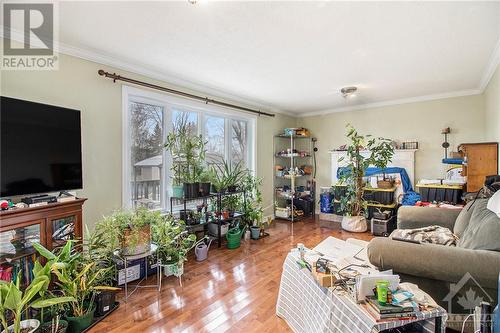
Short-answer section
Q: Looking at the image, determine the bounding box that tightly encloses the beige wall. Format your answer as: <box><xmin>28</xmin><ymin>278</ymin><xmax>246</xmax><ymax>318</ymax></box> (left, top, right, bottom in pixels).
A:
<box><xmin>1</xmin><ymin>50</ymin><xmax>294</xmax><ymax>228</ymax></box>
<box><xmin>484</xmin><ymin>64</ymin><xmax>500</xmax><ymax>169</ymax></box>
<box><xmin>298</xmin><ymin>95</ymin><xmax>486</xmax><ymax>195</ymax></box>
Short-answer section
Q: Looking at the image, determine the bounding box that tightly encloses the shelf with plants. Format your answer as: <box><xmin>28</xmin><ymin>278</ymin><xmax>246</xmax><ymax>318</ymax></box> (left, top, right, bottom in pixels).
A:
<box><xmin>273</xmin><ymin>129</ymin><xmax>316</xmax><ymax>222</ymax></box>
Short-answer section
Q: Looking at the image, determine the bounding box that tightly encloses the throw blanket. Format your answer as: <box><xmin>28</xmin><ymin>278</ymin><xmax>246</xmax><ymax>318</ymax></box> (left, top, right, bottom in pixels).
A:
<box><xmin>390</xmin><ymin>226</ymin><xmax>458</xmax><ymax>246</ymax></box>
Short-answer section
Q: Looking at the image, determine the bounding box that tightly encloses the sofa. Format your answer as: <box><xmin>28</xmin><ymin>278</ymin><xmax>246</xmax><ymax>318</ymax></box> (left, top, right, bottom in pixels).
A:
<box><xmin>367</xmin><ymin>199</ymin><xmax>500</xmax><ymax>313</ymax></box>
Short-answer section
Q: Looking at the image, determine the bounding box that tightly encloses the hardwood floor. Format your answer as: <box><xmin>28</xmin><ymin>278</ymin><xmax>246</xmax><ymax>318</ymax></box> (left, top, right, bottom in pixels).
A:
<box><xmin>90</xmin><ymin>218</ymin><xmax>373</xmax><ymax>333</ymax></box>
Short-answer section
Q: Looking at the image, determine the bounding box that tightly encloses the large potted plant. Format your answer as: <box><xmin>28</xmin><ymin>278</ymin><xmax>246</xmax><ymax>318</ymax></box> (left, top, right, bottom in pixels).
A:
<box><xmin>337</xmin><ymin>125</ymin><xmax>394</xmax><ymax>232</ymax></box>
<box><xmin>33</xmin><ymin>242</ymin><xmax>119</xmax><ymax>333</ymax></box>
<box><xmin>95</xmin><ymin>207</ymin><xmax>162</xmax><ymax>256</ymax></box>
<box><xmin>0</xmin><ymin>263</ymin><xmax>74</xmax><ymax>333</ymax></box>
<box><xmin>211</xmin><ymin>160</ymin><xmax>246</xmax><ymax>193</ymax></box>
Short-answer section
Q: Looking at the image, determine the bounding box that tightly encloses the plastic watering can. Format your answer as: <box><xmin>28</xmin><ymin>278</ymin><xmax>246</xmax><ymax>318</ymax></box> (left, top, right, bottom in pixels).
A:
<box><xmin>195</xmin><ymin>238</ymin><xmax>213</xmax><ymax>262</ymax></box>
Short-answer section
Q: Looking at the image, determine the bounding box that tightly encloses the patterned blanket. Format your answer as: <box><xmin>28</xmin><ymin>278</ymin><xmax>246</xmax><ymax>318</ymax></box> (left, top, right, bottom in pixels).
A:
<box><xmin>390</xmin><ymin>226</ymin><xmax>458</xmax><ymax>246</ymax></box>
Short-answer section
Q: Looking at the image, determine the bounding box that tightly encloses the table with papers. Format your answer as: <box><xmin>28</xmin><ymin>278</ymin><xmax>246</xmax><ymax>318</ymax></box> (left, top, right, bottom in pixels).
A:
<box><xmin>275</xmin><ymin>237</ymin><xmax>447</xmax><ymax>333</ymax></box>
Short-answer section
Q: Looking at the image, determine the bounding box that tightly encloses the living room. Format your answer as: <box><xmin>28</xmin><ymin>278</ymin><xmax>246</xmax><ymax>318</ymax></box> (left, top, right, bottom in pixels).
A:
<box><xmin>0</xmin><ymin>1</ymin><xmax>499</xmax><ymax>333</ymax></box>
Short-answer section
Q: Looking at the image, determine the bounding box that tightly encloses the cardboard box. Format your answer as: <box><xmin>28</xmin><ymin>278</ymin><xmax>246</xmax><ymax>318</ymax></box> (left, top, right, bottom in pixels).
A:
<box><xmin>312</xmin><ymin>268</ymin><xmax>337</xmax><ymax>288</ymax></box>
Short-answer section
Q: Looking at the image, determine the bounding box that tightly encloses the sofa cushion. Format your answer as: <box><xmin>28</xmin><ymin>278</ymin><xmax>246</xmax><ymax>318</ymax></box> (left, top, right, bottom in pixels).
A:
<box><xmin>453</xmin><ymin>200</ymin><xmax>475</xmax><ymax>237</ymax></box>
<box><xmin>457</xmin><ymin>199</ymin><xmax>500</xmax><ymax>251</ymax></box>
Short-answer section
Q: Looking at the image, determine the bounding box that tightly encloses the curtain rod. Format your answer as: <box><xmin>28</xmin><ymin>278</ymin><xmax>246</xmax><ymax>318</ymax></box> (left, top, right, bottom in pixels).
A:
<box><xmin>97</xmin><ymin>70</ymin><xmax>275</xmax><ymax>117</ymax></box>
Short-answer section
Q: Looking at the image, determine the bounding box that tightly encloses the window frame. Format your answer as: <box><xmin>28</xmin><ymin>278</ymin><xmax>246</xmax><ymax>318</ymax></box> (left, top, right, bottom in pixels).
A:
<box><xmin>122</xmin><ymin>85</ymin><xmax>256</xmax><ymax>210</ymax></box>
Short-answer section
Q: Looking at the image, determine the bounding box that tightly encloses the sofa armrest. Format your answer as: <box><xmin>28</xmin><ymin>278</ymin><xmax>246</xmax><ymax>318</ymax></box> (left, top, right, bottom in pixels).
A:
<box><xmin>397</xmin><ymin>206</ymin><xmax>461</xmax><ymax>230</ymax></box>
<box><xmin>367</xmin><ymin>237</ymin><xmax>500</xmax><ymax>290</ymax></box>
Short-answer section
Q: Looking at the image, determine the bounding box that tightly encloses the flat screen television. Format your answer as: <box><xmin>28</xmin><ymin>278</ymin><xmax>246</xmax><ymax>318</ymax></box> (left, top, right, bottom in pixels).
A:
<box><xmin>1</xmin><ymin>97</ymin><xmax>83</xmax><ymax>197</ymax></box>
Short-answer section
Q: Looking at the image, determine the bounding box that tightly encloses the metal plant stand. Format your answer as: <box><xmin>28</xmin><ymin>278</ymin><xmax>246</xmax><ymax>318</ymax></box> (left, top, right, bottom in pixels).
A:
<box><xmin>114</xmin><ymin>243</ymin><xmax>161</xmax><ymax>302</ymax></box>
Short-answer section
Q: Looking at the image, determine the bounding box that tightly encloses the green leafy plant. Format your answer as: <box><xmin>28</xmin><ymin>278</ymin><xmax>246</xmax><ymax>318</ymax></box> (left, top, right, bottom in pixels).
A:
<box><xmin>0</xmin><ymin>270</ymin><xmax>74</xmax><ymax>333</ymax></box>
<box><xmin>211</xmin><ymin>159</ymin><xmax>247</xmax><ymax>192</ymax></box>
<box><xmin>164</xmin><ymin>113</ymin><xmax>207</xmax><ymax>185</ymax></box>
<box><xmin>93</xmin><ymin>207</ymin><xmax>162</xmax><ymax>252</ymax></box>
<box><xmin>240</xmin><ymin>173</ymin><xmax>264</xmax><ymax>228</ymax></box>
<box><xmin>33</xmin><ymin>242</ymin><xmax>119</xmax><ymax>318</ymax></box>
<box><xmin>337</xmin><ymin>124</ymin><xmax>394</xmax><ymax>217</ymax></box>
<box><xmin>151</xmin><ymin>215</ymin><xmax>200</xmax><ymax>264</ymax></box>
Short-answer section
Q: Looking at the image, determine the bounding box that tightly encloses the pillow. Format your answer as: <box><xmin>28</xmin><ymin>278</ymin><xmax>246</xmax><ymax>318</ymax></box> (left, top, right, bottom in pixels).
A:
<box><xmin>453</xmin><ymin>200</ymin><xmax>476</xmax><ymax>238</ymax></box>
<box><xmin>457</xmin><ymin>199</ymin><xmax>500</xmax><ymax>251</ymax></box>
<box><xmin>487</xmin><ymin>191</ymin><xmax>500</xmax><ymax>218</ymax></box>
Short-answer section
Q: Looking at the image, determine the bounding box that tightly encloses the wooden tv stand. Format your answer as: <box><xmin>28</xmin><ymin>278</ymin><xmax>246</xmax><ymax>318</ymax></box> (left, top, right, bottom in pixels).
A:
<box><xmin>0</xmin><ymin>198</ymin><xmax>87</xmax><ymax>257</ymax></box>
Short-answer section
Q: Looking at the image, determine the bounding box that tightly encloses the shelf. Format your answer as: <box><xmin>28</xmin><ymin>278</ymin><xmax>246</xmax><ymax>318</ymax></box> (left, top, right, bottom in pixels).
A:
<box><xmin>332</xmin><ymin>199</ymin><xmax>396</xmax><ymax>209</ymax></box>
<box><xmin>275</xmin><ymin>174</ymin><xmax>308</xmax><ymax>179</ymax></box>
<box><xmin>170</xmin><ymin>194</ymin><xmax>214</xmax><ymax>201</ymax></box>
<box><xmin>0</xmin><ymin>247</ymin><xmax>37</xmax><ymax>265</ymax></box>
<box><xmin>274</xmin><ymin>215</ymin><xmax>307</xmax><ymax>222</ymax></box>
<box><xmin>275</xmin><ymin>154</ymin><xmax>311</xmax><ymax>158</ymax></box>
<box><xmin>274</xmin><ymin>135</ymin><xmax>311</xmax><ymax>139</ymax></box>
<box><xmin>209</xmin><ymin>212</ymin><xmax>244</xmax><ymax>223</ymax></box>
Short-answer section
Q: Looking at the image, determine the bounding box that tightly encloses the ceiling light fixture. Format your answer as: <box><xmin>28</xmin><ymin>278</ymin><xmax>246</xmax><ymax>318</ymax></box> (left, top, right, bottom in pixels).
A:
<box><xmin>340</xmin><ymin>86</ymin><xmax>358</xmax><ymax>98</ymax></box>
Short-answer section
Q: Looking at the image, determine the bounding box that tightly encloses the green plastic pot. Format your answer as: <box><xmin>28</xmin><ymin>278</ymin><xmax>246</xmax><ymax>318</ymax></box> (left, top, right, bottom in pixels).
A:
<box><xmin>226</xmin><ymin>227</ymin><xmax>244</xmax><ymax>249</ymax></box>
<box><xmin>66</xmin><ymin>308</ymin><xmax>95</xmax><ymax>333</ymax></box>
<box><xmin>172</xmin><ymin>185</ymin><xmax>184</xmax><ymax>198</ymax></box>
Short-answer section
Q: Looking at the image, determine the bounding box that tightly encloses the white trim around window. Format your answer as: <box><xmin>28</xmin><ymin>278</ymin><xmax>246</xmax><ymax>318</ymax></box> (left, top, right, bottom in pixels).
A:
<box><xmin>122</xmin><ymin>85</ymin><xmax>257</xmax><ymax>210</ymax></box>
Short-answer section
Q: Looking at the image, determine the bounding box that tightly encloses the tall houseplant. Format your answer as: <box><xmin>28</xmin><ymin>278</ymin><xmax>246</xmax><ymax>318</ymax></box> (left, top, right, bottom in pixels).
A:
<box><xmin>337</xmin><ymin>125</ymin><xmax>394</xmax><ymax>231</ymax></box>
<box><xmin>164</xmin><ymin>113</ymin><xmax>207</xmax><ymax>198</ymax></box>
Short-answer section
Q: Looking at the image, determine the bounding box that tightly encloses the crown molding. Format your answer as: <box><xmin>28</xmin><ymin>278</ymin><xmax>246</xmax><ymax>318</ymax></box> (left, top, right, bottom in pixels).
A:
<box><xmin>1</xmin><ymin>26</ymin><xmax>294</xmax><ymax>117</ymax></box>
<box><xmin>478</xmin><ymin>36</ymin><xmax>500</xmax><ymax>92</ymax></box>
<box><xmin>3</xmin><ymin>25</ymin><xmax>498</xmax><ymax>119</ymax></box>
<box><xmin>299</xmin><ymin>89</ymin><xmax>481</xmax><ymax>118</ymax></box>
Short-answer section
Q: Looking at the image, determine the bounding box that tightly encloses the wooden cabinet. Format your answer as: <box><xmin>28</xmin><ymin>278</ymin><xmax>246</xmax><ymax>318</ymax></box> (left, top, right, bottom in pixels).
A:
<box><xmin>459</xmin><ymin>143</ymin><xmax>498</xmax><ymax>192</ymax></box>
<box><xmin>0</xmin><ymin>198</ymin><xmax>86</xmax><ymax>286</ymax></box>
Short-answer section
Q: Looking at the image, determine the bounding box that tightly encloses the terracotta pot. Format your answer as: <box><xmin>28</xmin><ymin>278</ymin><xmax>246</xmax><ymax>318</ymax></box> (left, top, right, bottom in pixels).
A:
<box><xmin>120</xmin><ymin>224</ymin><xmax>151</xmax><ymax>255</ymax></box>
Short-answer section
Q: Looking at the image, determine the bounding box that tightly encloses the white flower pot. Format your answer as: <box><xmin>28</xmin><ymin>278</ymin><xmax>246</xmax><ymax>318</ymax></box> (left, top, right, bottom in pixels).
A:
<box><xmin>341</xmin><ymin>216</ymin><xmax>368</xmax><ymax>233</ymax></box>
<box><xmin>3</xmin><ymin>319</ymin><xmax>40</xmax><ymax>333</ymax></box>
<box><xmin>164</xmin><ymin>261</ymin><xmax>184</xmax><ymax>277</ymax></box>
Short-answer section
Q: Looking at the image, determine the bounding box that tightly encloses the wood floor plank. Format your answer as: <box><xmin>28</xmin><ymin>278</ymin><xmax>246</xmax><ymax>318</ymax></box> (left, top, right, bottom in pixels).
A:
<box><xmin>89</xmin><ymin>218</ymin><xmax>372</xmax><ymax>332</ymax></box>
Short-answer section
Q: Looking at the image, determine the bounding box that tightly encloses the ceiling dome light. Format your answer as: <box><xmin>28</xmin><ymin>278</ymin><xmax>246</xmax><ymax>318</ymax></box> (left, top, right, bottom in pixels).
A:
<box><xmin>341</xmin><ymin>86</ymin><xmax>358</xmax><ymax>98</ymax></box>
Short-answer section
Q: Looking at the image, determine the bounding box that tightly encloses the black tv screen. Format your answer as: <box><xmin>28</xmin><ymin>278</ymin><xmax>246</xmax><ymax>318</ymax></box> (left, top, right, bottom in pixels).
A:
<box><xmin>1</xmin><ymin>97</ymin><xmax>83</xmax><ymax>197</ymax></box>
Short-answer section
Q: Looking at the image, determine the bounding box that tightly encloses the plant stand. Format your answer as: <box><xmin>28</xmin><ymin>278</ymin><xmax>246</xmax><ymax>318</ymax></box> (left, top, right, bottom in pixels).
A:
<box><xmin>209</xmin><ymin>190</ymin><xmax>247</xmax><ymax>248</ymax></box>
<box><xmin>159</xmin><ymin>261</ymin><xmax>183</xmax><ymax>287</ymax></box>
<box><xmin>113</xmin><ymin>243</ymin><xmax>161</xmax><ymax>302</ymax></box>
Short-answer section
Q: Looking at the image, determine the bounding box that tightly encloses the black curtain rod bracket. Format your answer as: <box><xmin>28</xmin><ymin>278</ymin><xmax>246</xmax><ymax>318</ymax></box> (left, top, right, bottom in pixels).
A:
<box><xmin>97</xmin><ymin>69</ymin><xmax>275</xmax><ymax>117</ymax></box>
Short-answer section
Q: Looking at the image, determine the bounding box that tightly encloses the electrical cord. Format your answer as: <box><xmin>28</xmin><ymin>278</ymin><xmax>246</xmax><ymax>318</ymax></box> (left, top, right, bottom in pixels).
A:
<box><xmin>460</xmin><ymin>313</ymin><xmax>479</xmax><ymax>333</ymax></box>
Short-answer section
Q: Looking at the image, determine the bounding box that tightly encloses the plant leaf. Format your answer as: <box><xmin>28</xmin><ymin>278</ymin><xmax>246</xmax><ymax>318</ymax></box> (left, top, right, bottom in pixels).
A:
<box><xmin>30</xmin><ymin>296</ymin><xmax>76</xmax><ymax>309</ymax></box>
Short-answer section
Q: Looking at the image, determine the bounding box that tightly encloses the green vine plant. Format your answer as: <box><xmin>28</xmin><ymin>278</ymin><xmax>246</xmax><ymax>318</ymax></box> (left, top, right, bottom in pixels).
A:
<box><xmin>337</xmin><ymin>124</ymin><xmax>394</xmax><ymax>217</ymax></box>
<box><xmin>164</xmin><ymin>112</ymin><xmax>207</xmax><ymax>185</ymax></box>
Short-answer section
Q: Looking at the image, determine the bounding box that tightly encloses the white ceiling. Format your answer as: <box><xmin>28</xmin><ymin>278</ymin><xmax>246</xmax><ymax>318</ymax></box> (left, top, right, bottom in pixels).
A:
<box><xmin>33</xmin><ymin>2</ymin><xmax>500</xmax><ymax>115</ymax></box>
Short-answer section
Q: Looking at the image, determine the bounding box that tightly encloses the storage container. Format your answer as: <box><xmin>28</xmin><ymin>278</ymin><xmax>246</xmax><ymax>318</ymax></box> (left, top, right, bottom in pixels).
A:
<box><xmin>416</xmin><ymin>184</ymin><xmax>463</xmax><ymax>204</ymax></box>
<box><xmin>363</xmin><ymin>187</ymin><xmax>395</xmax><ymax>205</ymax></box>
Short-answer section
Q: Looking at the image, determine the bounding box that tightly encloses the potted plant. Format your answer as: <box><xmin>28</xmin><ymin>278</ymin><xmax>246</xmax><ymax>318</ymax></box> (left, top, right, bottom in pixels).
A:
<box><xmin>221</xmin><ymin>195</ymin><xmax>240</xmax><ymax>217</ymax></box>
<box><xmin>0</xmin><ymin>271</ymin><xmax>74</xmax><ymax>333</ymax></box>
<box><xmin>337</xmin><ymin>125</ymin><xmax>394</xmax><ymax>232</ymax></box>
<box><xmin>212</xmin><ymin>160</ymin><xmax>246</xmax><ymax>193</ymax></box>
<box><xmin>39</xmin><ymin>316</ymin><xmax>68</xmax><ymax>333</ymax></box>
<box><xmin>82</xmin><ymin>226</ymin><xmax>119</xmax><ymax>317</ymax></box>
<box><xmin>95</xmin><ymin>207</ymin><xmax>162</xmax><ymax>256</ymax></box>
<box><xmin>151</xmin><ymin>215</ymin><xmax>200</xmax><ymax>277</ymax></box>
<box><xmin>198</xmin><ymin>169</ymin><xmax>212</xmax><ymax>197</ymax></box>
<box><xmin>164</xmin><ymin>114</ymin><xmax>207</xmax><ymax>199</ymax></box>
<box><xmin>33</xmin><ymin>242</ymin><xmax>119</xmax><ymax>333</ymax></box>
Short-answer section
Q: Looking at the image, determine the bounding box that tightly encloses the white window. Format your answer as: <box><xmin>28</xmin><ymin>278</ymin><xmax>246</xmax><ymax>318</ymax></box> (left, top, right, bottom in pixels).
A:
<box><xmin>122</xmin><ymin>86</ymin><xmax>256</xmax><ymax>210</ymax></box>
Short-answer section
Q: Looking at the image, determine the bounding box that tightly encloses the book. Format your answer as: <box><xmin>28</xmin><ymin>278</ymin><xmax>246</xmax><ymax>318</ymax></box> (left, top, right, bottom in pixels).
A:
<box><xmin>364</xmin><ymin>303</ymin><xmax>418</xmax><ymax>321</ymax></box>
<box><xmin>366</xmin><ymin>296</ymin><xmax>416</xmax><ymax>314</ymax></box>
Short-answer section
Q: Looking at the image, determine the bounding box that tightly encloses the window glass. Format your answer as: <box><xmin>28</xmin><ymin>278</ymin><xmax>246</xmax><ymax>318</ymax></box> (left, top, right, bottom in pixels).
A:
<box><xmin>205</xmin><ymin>116</ymin><xmax>225</xmax><ymax>164</ymax></box>
<box><xmin>231</xmin><ymin>119</ymin><xmax>248</xmax><ymax>166</ymax></box>
<box><xmin>129</xmin><ymin>101</ymin><xmax>164</xmax><ymax>209</ymax></box>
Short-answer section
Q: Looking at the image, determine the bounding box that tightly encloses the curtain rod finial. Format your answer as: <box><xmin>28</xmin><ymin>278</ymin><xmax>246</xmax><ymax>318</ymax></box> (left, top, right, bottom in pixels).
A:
<box><xmin>98</xmin><ymin>69</ymin><xmax>106</xmax><ymax>76</ymax></box>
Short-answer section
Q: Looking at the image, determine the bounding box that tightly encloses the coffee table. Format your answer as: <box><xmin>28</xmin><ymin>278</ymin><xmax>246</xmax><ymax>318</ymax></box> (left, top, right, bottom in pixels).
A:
<box><xmin>276</xmin><ymin>238</ymin><xmax>447</xmax><ymax>333</ymax></box>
